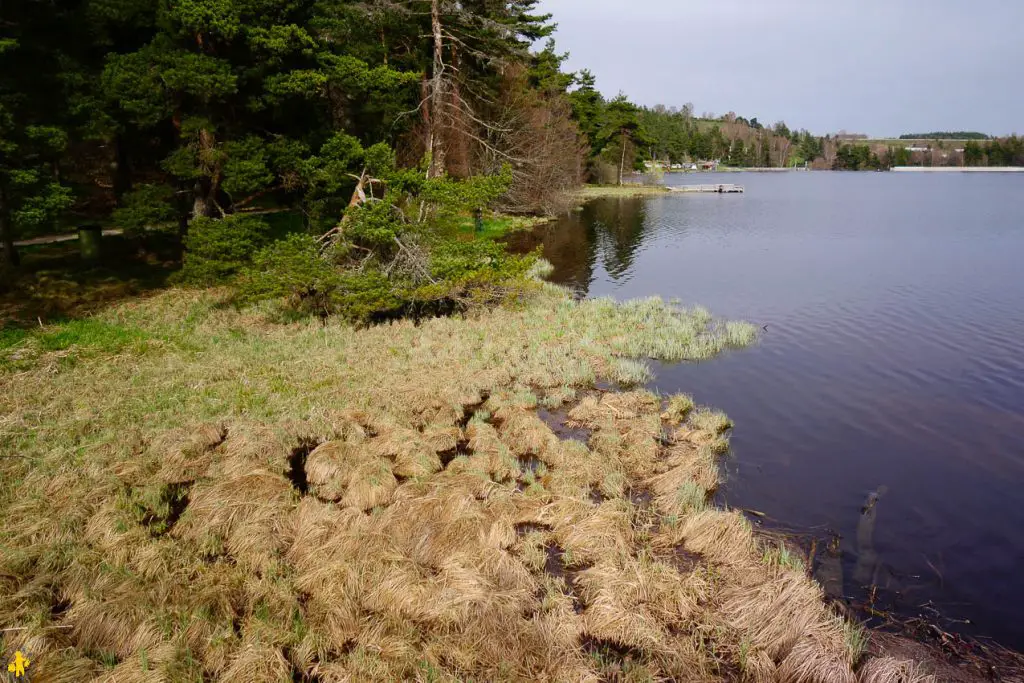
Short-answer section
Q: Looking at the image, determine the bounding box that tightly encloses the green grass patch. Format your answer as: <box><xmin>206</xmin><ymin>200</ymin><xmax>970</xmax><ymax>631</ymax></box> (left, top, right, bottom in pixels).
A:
<box><xmin>0</xmin><ymin>318</ymin><xmax>154</xmax><ymax>372</ymax></box>
<box><xmin>37</xmin><ymin>319</ymin><xmax>151</xmax><ymax>353</ymax></box>
<box><xmin>0</xmin><ymin>328</ymin><xmax>31</xmax><ymax>350</ymax></box>
<box><xmin>456</xmin><ymin>213</ymin><xmax>550</xmax><ymax>240</ymax></box>
<box><xmin>762</xmin><ymin>542</ymin><xmax>805</xmax><ymax>572</ymax></box>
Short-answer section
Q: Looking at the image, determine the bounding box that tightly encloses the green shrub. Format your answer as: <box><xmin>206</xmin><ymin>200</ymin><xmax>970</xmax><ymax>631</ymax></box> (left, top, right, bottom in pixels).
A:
<box><xmin>111</xmin><ymin>184</ymin><xmax>177</xmax><ymax>234</ymax></box>
<box><xmin>237</xmin><ymin>234</ymin><xmax>407</xmax><ymax>321</ymax></box>
<box><xmin>234</xmin><ymin>218</ymin><xmax>539</xmax><ymax>323</ymax></box>
<box><xmin>236</xmin><ymin>234</ymin><xmax>342</xmax><ymax>315</ymax></box>
<box><xmin>331</xmin><ymin>270</ymin><xmax>405</xmax><ymax>321</ymax></box>
<box><xmin>428</xmin><ymin>239</ymin><xmax>507</xmax><ymax>281</ymax></box>
<box><xmin>345</xmin><ymin>200</ymin><xmax>404</xmax><ymax>252</ymax></box>
<box><xmin>179</xmin><ymin>214</ymin><xmax>270</xmax><ymax>284</ymax></box>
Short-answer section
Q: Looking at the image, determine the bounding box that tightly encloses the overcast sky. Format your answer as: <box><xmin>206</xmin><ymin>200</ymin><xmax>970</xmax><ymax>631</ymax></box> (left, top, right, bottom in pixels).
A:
<box><xmin>536</xmin><ymin>0</ymin><xmax>1023</xmax><ymax>137</ymax></box>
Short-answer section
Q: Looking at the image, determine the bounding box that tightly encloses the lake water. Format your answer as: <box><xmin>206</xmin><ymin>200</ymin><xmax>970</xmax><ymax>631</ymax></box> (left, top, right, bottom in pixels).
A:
<box><xmin>510</xmin><ymin>171</ymin><xmax>1024</xmax><ymax>650</ymax></box>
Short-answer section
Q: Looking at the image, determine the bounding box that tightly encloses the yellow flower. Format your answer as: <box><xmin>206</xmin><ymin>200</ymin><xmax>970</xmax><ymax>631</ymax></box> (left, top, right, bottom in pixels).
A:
<box><xmin>7</xmin><ymin>650</ymin><xmax>30</xmax><ymax>678</ymax></box>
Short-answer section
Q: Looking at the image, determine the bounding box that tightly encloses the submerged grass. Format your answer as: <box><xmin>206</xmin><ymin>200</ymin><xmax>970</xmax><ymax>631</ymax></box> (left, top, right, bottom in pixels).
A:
<box><xmin>0</xmin><ymin>282</ymin><xmax>888</xmax><ymax>681</ymax></box>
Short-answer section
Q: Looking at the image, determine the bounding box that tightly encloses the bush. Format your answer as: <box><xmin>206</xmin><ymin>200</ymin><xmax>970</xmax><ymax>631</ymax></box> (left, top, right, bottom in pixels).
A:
<box><xmin>111</xmin><ymin>184</ymin><xmax>177</xmax><ymax>235</ymax></box>
<box><xmin>236</xmin><ymin>234</ymin><xmax>341</xmax><ymax>316</ymax></box>
<box><xmin>237</xmin><ymin>234</ymin><xmax>406</xmax><ymax>321</ymax></box>
<box><xmin>236</xmin><ymin>233</ymin><xmax>540</xmax><ymax>323</ymax></box>
<box><xmin>331</xmin><ymin>270</ymin><xmax>404</xmax><ymax>321</ymax></box>
<box><xmin>179</xmin><ymin>214</ymin><xmax>270</xmax><ymax>284</ymax></box>
<box><xmin>428</xmin><ymin>239</ymin><xmax>536</xmax><ymax>291</ymax></box>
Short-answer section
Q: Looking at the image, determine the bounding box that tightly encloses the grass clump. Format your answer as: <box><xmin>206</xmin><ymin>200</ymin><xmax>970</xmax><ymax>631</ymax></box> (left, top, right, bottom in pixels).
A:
<box><xmin>843</xmin><ymin>618</ymin><xmax>869</xmax><ymax>666</ymax></box>
<box><xmin>673</xmin><ymin>481</ymin><xmax>709</xmax><ymax>514</ymax></box>
<box><xmin>0</xmin><ymin>284</ymin><xmax>890</xmax><ymax>681</ymax></box>
<box><xmin>608</xmin><ymin>357</ymin><xmax>654</xmax><ymax>386</ymax></box>
<box><xmin>662</xmin><ymin>392</ymin><xmax>695</xmax><ymax>424</ymax></box>
<box><xmin>858</xmin><ymin>656</ymin><xmax>935</xmax><ymax>683</ymax></box>
<box><xmin>575</xmin><ymin>297</ymin><xmax>757</xmax><ymax>363</ymax></box>
<box><xmin>689</xmin><ymin>407</ymin><xmax>733</xmax><ymax>434</ymax></box>
<box><xmin>763</xmin><ymin>542</ymin><xmax>806</xmax><ymax>572</ymax></box>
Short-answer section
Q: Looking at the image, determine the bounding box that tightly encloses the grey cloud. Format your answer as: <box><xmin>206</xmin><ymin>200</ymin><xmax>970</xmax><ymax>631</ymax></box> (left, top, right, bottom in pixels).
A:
<box><xmin>539</xmin><ymin>0</ymin><xmax>1023</xmax><ymax>136</ymax></box>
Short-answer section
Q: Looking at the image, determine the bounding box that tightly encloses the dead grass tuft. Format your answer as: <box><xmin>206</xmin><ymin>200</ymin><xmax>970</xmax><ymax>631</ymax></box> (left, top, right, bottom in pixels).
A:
<box><xmin>220</xmin><ymin>643</ymin><xmax>292</xmax><ymax>683</ymax></box>
<box><xmin>778</xmin><ymin>636</ymin><xmax>858</xmax><ymax>683</ymax></box>
<box><xmin>0</xmin><ymin>287</ymin><xmax>891</xmax><ymax>681</ymax></box>
<box><xmin>720</xmin><ymin>571</ymin><xmax>848</xmax><ymax>668</ymax></box>
<box><xmin>305</xmin><ymin>440</ymin><xmax>398</xmax><ymax>510</ymax></box>
<box><xmin>857</xmin><ymin>656</ymin><xmax>937</xmax><ymax>683</ymax></box>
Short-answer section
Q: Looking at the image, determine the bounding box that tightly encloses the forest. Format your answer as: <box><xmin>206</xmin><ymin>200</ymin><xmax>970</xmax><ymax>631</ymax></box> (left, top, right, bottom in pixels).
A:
<box><xmin>2</xmin><ymin>0</ymin><xmax>1021</xmax><ymax>322</ymax></box>
<box><xmin>0</xmin><ymin>0</ymin><xmax>843</xmax><ymax>322</ymax></box>
<box><xmin>899</xmin><ymin>131</ymin><xmax>989</xmax><ymax>140</ymax></box>
<box><xmin>0</xmin><ymin>0</ymin><xmax>659</xmax><ymax>320</ymax></box>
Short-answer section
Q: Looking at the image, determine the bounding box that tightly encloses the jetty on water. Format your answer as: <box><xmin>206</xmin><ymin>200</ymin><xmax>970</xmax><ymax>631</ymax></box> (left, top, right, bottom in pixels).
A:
<box><xmin>668</xmin><ymin>183</ymin><xmax>745</xmax><ymax>194</ymax></box>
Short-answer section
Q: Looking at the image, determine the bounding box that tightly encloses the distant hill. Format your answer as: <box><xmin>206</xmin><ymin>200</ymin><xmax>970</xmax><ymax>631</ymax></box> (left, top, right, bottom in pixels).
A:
<box><xmin>899</xmin><ymin>132</ymin><xmax>989</xmax><ymax>140</ymax></box>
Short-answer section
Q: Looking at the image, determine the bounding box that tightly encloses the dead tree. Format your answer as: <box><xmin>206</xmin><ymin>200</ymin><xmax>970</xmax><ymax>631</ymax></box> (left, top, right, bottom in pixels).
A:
<box><xmin>427</xmin><ymin>0</ymin><xmax>447</xmax><ymax>178</ymax></box>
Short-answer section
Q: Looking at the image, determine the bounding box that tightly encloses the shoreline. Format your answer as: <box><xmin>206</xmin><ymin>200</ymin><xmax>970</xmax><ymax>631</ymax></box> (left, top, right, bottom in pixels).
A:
<box><xmin>538</xmin><ymin>189</ymin><xmax>1024</xmax><ymax>680</ymax></box>
<box><xmin>2</xmin><ymin>215</ymin><xmax>1020</xmax><ymax>679</ymax></box>
<box><xmin>890</xmin><ymin>166</ymin><xmax>1024</xmax><ymax>172</ymax></box>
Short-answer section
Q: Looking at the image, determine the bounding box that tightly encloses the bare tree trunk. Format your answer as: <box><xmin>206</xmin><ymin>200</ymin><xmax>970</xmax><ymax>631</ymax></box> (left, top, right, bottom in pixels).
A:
<box><xmin>427</xmin><ymin>0</ymin><xmax>447</xmax><ymax>179</ymax></box>
<box><xmin>191</xmin><ymin>129</ymin><xmax>223</xmax><ymax>220</ymax></box>
<box><xmin>779</xmin><ymin>139</ymin><xmax>791</xmax><ymax>168</ymax></box>
<box><xmin>0</xmin><ymin>185</ymin><xmax>18</xmax><ymax>267</ymax></box>
<box><xmin>618</xmin><ymin>131</ymin><xmax>627</xmax><ymax>186</ymax></box>
<box><xmin>192</xmin><ymin>178</ymin><xmax>216</xmax><ymax>220</ymax></box>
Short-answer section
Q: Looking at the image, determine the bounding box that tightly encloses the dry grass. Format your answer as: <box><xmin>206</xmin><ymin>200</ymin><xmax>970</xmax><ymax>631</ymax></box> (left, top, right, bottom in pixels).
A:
<box><xmin>858</xmin><ymin>656</ymin><xmax>937</xmax><ymax>683</ymax></box>
<box><xmin>0</xmin><ymin>284</ymin><xmax>901</xmax><ymax>680</ymax></box>
<box><xmin>576</xmin><ymin>184</ymin><xmax>673</xmax><ymax>199</ymax></box>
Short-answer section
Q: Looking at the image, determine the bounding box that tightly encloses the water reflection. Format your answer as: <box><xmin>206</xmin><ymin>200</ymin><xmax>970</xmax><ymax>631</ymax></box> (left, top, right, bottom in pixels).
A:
<box><xmin>853</xmin><ymin>486</ymin><xmax>887</xmax><ymax>588</ymax></box>
<box><xmin>506</xmin><ymin>198</ymin><xmax>652</xmax><ymax>294</ymax></box>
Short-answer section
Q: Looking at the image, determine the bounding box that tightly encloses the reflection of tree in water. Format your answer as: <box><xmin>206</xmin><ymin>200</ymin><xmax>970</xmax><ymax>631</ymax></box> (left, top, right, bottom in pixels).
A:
<box><xmin>504</xmin><ymin>197</ymin><xmax>650</xmax><ymax>296</ymax></box>
<box><xmin>590</xmin><ymin>198</ymin><xmax>650</xmax><ymax>280</ymax></box>
<box><xmin>504</xmin><ymin>212</ymin><xmax>595</xmax><ymax>295</ymax></box>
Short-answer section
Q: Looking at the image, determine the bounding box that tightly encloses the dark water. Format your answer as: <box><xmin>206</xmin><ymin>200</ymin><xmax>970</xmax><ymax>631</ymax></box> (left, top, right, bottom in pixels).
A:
<box><xmin>510</xmin><ymin>171</ymin><xmax>1024</xmax><ymax>649</ymax></box>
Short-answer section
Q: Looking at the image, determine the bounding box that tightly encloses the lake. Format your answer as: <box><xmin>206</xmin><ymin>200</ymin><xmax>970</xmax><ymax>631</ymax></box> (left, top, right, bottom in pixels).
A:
<box><xmin>510</xmin><ymin>171</ymin><xmax>1024</xmax><ymax>650</ymax></box>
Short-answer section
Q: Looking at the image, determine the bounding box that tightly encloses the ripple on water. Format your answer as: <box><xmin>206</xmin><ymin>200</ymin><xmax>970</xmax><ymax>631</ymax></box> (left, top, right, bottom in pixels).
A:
<box><xmin>531</xmin><ymin>173</ymin><xmax>1024</xmax><ymax>649</ymax></box>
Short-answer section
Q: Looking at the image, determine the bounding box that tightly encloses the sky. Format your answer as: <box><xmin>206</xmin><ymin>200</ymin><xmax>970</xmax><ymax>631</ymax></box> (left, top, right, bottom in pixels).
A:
<box><xmin>536</xmin><ymin>0</ymin><xmax>1024</xmax><ymax>137</ymax></box>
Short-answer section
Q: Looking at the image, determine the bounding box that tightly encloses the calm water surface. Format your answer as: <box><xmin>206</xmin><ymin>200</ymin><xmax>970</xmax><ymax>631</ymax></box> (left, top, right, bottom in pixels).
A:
<box><xmin>511</xmin><ymin>171</ymin><xmax>1024</xmax><ymax>649</ymax></box>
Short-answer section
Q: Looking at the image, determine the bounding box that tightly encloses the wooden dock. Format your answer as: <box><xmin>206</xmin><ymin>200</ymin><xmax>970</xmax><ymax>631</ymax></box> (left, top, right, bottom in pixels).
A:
<box><xmin>667</xmin><ymin>183</ymin><xmax>744</xmax><ymax>194</ymax></box>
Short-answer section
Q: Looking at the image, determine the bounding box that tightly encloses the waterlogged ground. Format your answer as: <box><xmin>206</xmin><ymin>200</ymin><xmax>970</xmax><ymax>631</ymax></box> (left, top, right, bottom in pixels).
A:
<box><xmin>3</xmin><ymin>284</ymin><xmax>933</xmax><ymax>681</ymax></box>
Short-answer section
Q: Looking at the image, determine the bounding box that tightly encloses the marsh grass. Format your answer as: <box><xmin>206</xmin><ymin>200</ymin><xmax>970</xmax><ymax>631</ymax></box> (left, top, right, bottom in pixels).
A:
<box><xmin>576</xmin><ymin>185</ymin><xmax>672</xmax><ymax>199</ymax></box>
<box><xmin>0</xmin><ymin>284</ymin><xmax>885</xmax><ymax>680</ymax></box>
<box><xmin>607</xmin><ymin>357</ymin><xmax>654</xmax><ymax>386</ymax></box>
<box><xmin>763</xmin><ymin>542</ymin><xmax>806</xmax><ymax>572</ymax></box>
<box><xmin>858</xmin><ymin>656</ymin><xmax>936</xmax><ymax>683</ymax></box>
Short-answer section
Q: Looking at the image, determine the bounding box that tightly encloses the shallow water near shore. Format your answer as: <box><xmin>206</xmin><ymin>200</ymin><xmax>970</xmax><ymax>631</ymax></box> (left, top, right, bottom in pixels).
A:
<box><xmin>509</xmin><ymin>171</ymin><xmax>1024</xmax><ymax>650</ymax></box>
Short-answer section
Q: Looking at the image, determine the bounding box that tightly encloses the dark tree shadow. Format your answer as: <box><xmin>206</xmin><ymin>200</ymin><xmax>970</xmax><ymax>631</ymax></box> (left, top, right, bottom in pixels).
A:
<box><xmin>0</xmin><ymin>232</ymin><xmax>181</xmax><ymax>325</ymax></box>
